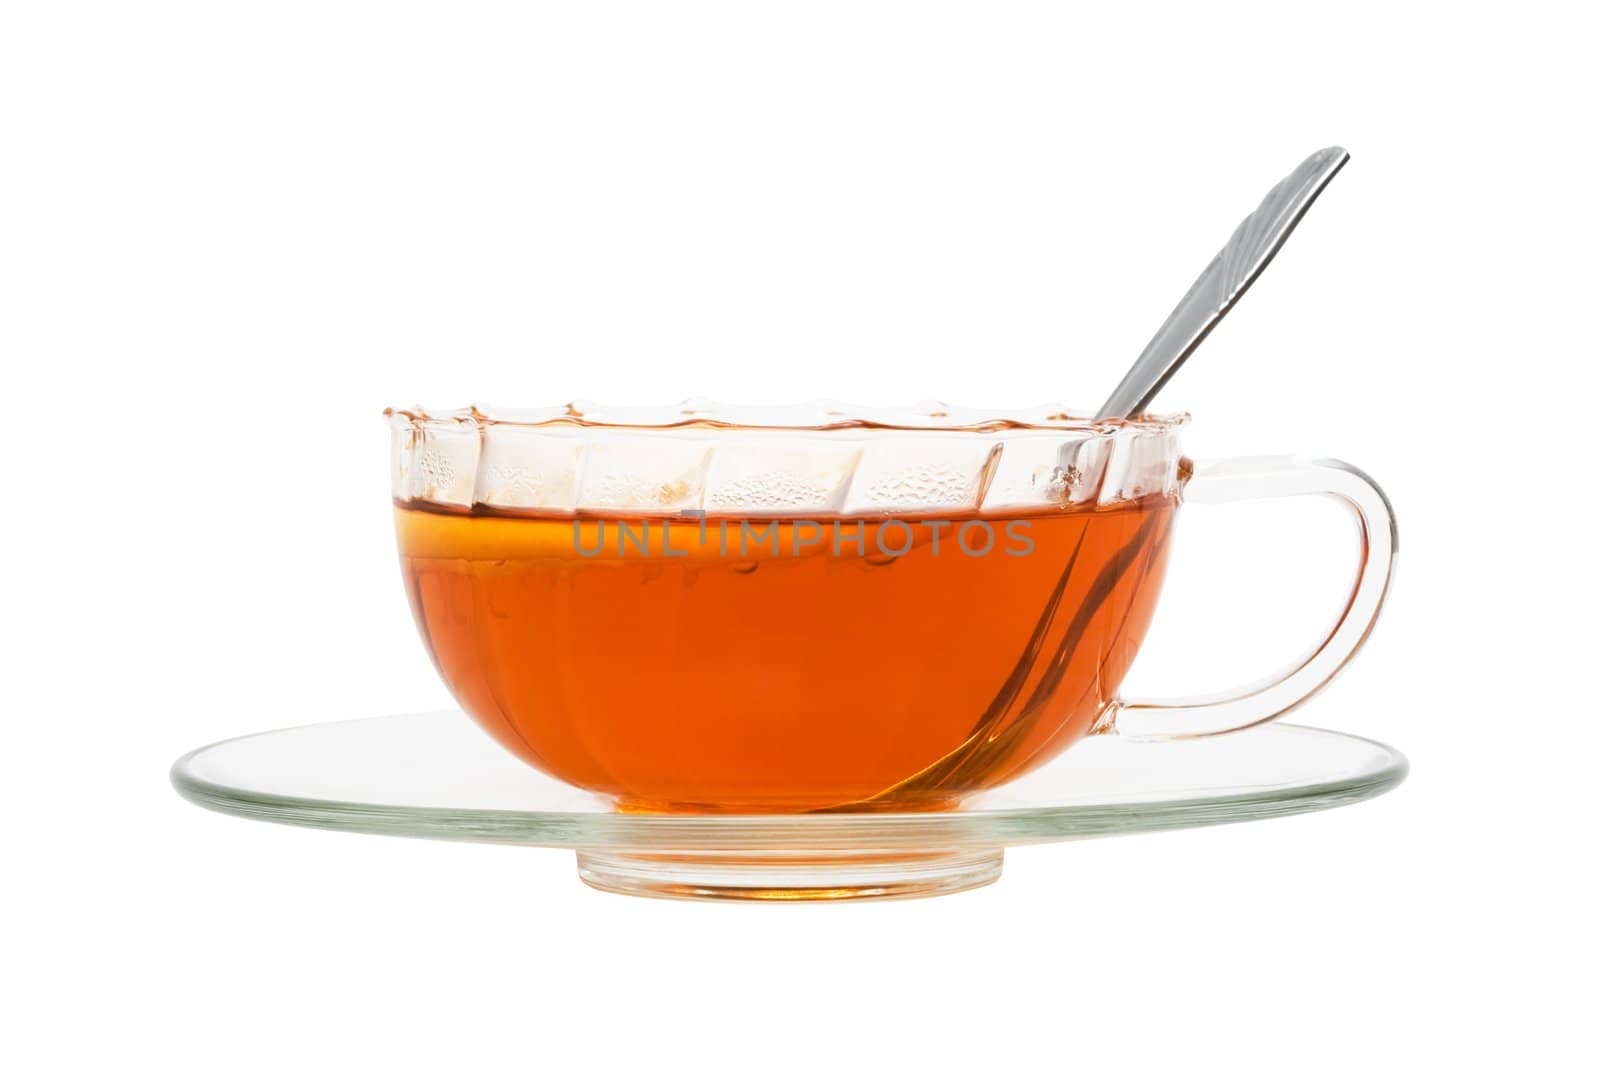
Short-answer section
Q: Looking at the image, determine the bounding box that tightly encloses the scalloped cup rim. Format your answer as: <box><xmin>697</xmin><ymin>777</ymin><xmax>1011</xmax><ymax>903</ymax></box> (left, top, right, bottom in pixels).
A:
<box><xmin>387</xmin><ymin>401</ymin><xmax>1190</xmax><ymax>515</ymax></box>
<box><xmin>383</xmin><ymin>400</ymin><xmax>1191</xmax><ymax>435</ymax></box>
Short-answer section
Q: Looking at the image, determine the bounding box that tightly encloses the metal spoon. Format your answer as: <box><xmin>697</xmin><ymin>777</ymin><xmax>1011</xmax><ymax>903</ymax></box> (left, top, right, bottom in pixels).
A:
<box><xmin>1095</xmin><ymin>146</ymin><xmax>1350</xmax><ymax>420</ymax></box>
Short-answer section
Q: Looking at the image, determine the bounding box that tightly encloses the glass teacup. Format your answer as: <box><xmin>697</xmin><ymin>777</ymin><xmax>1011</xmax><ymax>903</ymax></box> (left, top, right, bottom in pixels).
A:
<box><xmin>388</xmin><ymin>402</ymin><xmax>1394</xmax><ymax>813</ymax></box>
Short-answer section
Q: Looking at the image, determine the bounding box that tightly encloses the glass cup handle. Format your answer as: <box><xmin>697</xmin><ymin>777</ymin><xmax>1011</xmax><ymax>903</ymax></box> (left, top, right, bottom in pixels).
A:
<box><xmin>1106</xmin><ymin>456</ymin><xmax>1398</xmax><ymax>739</ymax></box>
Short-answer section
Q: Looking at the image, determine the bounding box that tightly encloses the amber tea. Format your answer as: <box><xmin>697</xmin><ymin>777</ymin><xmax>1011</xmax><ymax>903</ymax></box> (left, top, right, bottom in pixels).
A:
<box><xmin>396</xmin><ymin>495</ymin><xmax>1176</xmax><ymax>812</ymax></box>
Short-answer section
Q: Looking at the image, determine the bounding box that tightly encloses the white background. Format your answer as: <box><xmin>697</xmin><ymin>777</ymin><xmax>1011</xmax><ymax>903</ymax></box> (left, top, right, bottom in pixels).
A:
<box><xmin>4</xmin><ymin>2</ymin><xmax>1597</xmax><ymax>1063</ymax></box>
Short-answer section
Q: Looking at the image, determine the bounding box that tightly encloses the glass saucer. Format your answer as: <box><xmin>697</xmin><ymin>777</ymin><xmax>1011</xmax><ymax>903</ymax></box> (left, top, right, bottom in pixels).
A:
<box><xmin>171</xmin><ymin>712</ymin><xmax>1406</xmax><ymax>902</ymax></box>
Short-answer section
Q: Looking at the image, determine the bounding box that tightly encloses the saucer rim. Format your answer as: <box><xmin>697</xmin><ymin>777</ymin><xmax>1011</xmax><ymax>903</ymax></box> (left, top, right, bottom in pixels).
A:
<box><xmin>170</xmin><ymin>714</ymin><xmax>1408</xmax><ymax>850</ymax></box>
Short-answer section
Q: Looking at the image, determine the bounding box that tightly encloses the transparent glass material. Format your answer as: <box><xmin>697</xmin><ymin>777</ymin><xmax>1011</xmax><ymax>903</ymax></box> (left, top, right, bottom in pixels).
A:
<box><xmin>386</xmin><ymin>402</ymin><xmax>1397</xmax><ymax>814</ymax></box>
<box><xmin>172</xmin><ymin>712</ymin><xmax>1407</xmax><ymax>900</ymax></box>
<box><xmin>386</xmin><ymin>401</ymin><xmax>1190</xmax><ymax>515</ymax></box>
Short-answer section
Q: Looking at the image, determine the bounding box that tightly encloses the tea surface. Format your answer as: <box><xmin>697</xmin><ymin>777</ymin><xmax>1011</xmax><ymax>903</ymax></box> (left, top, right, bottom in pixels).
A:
<box><xmin>396</xmin><ymin>498</ymin><xmax>1175</xmax><ymax>811</ymax></box>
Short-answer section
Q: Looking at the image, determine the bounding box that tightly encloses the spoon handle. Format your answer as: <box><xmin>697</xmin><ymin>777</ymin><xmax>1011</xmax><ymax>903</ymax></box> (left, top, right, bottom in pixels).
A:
<box><xmin>1095</xmin><ymin>146</ymin><xmax>1350</xmax><ymax>420</ymax></box>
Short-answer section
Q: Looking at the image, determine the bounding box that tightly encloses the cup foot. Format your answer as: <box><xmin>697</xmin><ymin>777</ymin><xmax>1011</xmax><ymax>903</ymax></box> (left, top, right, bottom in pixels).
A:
<box><xmin>575</xmin><ymin>848</ymin><xmax>1004</xmax><ymax>902</ymax></box>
